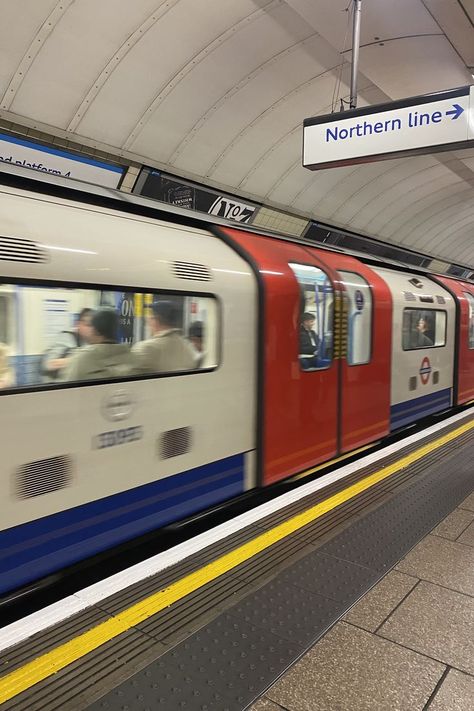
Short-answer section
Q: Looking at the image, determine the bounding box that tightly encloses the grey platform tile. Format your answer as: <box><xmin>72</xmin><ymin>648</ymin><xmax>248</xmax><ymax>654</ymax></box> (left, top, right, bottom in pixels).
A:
<box><xmin>343</xmin><ymin>570</ymin><xmax>419</xmax><ymax>632</ymax></box>
<box><xmin>279</xmin><ymin>550</ymin><xmax>379</xmax><ymax>604</ymax></box>
<box><xmin>432</xmin><ymin>508</ymin><xmax>474</xmax><ymax>541</ymax></box>
<box><xmin>137</xmin><ymin>570</ymin><xmax>250</xmax><ymax>646</ymax></box>
<box><xmin>266</xmin><ymin>622</ymin><xmax>445</xmax><ymax>711</ymax></box>
<box><xmin>86</xmin><ymin>614</ymin><xmax>303</xmax><ymax>711</ymax></box>
<box><xmin>248</xmin><ymin>698</ymin><xmax>287</xmax><ymax>711</ymax></box>
<box><xmin>429</xmin><ymin>669</ymin><xmax>474</xmax><ymax>711</ymax></box>
<box><xmin>459</xmin><ymin>491</ymin><xmax>474</xmax><ymax>512</ymax></box>
<box><xmin>232</xmin><ymin>536</ymin><xmax>317</xmax><ymax>587</ymax></box>
<box><xmin>395</xmin><ymin>534</ymin><xmax>474</xmax><ymax>596</ymax></box>
<box><xmin>228</xmin><ymin>577</ymin><xmax>345</xmax><ymax>648</ymax></box>
<box><xmin>379</xmin><ymin>581</ymin><xmax>474</xmax><ymax>674</ymax></box>
<box><xmin>320</xmin><ymin>451</ymin><xmax>474</xmax><ymax>572</ymax></box>
<box><xmin>458</xmin><ymin>520</ymin><xmax>474</xmax><ymax>547</ymax></box>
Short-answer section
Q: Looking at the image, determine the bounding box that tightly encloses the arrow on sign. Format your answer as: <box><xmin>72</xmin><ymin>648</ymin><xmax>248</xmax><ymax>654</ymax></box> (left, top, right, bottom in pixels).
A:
<box><xmin>445</xmin><ymin>103</ymin><xmax>464</xmax><ymax>120</ymax></box>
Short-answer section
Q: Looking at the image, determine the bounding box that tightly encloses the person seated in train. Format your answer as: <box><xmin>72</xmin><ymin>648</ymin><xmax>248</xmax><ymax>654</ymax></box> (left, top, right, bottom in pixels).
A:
<box><xmin>412</xmin><ymin>316</ymin><xmax>433</xmax><ymax>348</ymax></box>
<box><xmin>131</xmin><ymin>300</ymin><xmax>196</xmax><ymax>374</ymax></box>
<box><xmin>0</xmin><ymin>342</ymin><xmax>14</xmax><ymax>388</ymax></box>
<box><xmin>41</xmin><ymin>307</ymin><xmax>93</xmax><ymax>381</ymax></box>
<box><xmin>299</xmin><ymin>312</ymin><xmax>320</xmax><ymax>370</ymax></box>
<box><xmin>188</xmin><ymin>320</ymin><xmax>205</xmax><ymax>368</ymax></box>
<box><xmin>63</xmin><ymin>308</ymin><xmax>133</xmax><ymax>382</ymax></box>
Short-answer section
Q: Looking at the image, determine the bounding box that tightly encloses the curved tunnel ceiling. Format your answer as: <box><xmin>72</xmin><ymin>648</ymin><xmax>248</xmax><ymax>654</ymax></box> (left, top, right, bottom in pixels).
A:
<box><xmin>0</xmin><ymin>0</ymin><xmax>474</xmax><ymax>265</ymax></box>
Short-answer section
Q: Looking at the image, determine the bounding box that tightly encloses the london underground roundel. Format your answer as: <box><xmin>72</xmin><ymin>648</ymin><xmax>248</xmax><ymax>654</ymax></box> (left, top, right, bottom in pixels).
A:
<box><xmin>419</xmin><ymin>356</ymin><xmax>431</xmax><ymax>385</ymax></box>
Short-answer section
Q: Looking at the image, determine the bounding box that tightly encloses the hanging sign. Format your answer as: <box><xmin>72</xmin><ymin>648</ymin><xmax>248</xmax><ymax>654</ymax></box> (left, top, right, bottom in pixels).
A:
<box><xmin>303</xmin><ymin>85</ymin><xmax>474</xmax><ymax>170</ymax></box>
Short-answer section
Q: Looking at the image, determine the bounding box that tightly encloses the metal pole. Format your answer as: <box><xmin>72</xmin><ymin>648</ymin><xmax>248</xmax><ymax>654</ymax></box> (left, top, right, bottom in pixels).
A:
<box><xmin>349</xmin><ymin>0</ymin><xmax>362</xmax><ymax>109</ymax></box>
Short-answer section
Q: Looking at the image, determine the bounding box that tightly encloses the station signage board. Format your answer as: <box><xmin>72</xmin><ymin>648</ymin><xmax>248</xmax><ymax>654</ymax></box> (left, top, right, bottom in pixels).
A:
<box><xmin>0</xmin><ymin>132</ymin><xmax>124</xmax><ymax>188</ymax></box>
<box><xmin>303</xmin><ymin>85</ymin><xmax>474</xmax><ymax>170</ymax></box>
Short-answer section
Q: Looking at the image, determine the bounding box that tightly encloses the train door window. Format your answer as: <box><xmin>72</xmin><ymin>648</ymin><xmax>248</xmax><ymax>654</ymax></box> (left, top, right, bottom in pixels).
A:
<box><xmin>464</xmin><ymin>292</ymin><xmax>474</xmax><ymax>349</ymax></box>
<box><xmin>289</xmin><ymin>263</ymin><xmax>333</xmax><ymax>371</ymax></box>
<box><xmin>402</xmin><ymin>309</ymin><xmax>446</xmax><ymax>350</ymax></box>
<box><xmin>0</xmin><ymin>282</ymin><xmax>219</xmax><ymax>391</ymax></box>
<box><xmin>339</xmin><ymin>271</ymin><xmax>372</xmax><ymax>365</ymax></box>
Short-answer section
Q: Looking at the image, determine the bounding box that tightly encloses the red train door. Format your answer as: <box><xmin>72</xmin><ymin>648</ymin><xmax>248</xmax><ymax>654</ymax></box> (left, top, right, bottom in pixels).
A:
<box><xmin>304</xmin><ymin>249</ymin><xmax>392</xmax><ymax>452</ymax></box>
<box><xmin>434</xmin><ymin>277</ymin><xmax>474</xmax><ymax>405</ymax></box>
<box><xmin>218</xmin><ymin>228</ymin><xmax>339</xmax><ymax>485</ymax></box>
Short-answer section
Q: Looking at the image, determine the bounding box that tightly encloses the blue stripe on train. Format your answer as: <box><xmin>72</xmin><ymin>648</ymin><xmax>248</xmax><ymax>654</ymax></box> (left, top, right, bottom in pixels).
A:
<box><xmin>0</xmin><ymin>452</ymin><xmax>245</xmax><ymax>595</ymax></box>
<box><xmin>390</xmin><ymin>388</ymin><xmax>452</xmax><ymax>429</ymax></box>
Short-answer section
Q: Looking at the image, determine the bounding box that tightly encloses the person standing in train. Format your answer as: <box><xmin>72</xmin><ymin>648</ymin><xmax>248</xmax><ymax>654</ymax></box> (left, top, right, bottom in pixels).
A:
<box><xmin>64</xmin><ymin>308</ymin><xmax>133</xmax><ymax>381</ymax></box>
<box><xmin>132</xmin><ymin>300</ymin><xmax>196</xmax><ymax>374</ymax></box>
<box><xmin>41</xmin><ymin>307</ymin><xmax>93</xmax><ymax>380</ymax></box>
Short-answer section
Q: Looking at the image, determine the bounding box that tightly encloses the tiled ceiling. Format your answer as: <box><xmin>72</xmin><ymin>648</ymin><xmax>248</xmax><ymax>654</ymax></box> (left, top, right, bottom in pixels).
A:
<box><xmin>0</xmin><ymin>0</ymin><xmax>473</xmax><ymax>264</ymax></box>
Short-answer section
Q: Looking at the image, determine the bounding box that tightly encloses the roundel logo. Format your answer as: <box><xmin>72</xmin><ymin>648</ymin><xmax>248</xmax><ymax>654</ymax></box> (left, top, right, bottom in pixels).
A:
<box><xmin>102</xmin><ymin>390</ymin><xmax>134</xmax><ymax>422</ymax></box>
<box><xmin>419</xmin><ymin>356</ymin><xmax>431</xmax><ymax>385</ymax></box>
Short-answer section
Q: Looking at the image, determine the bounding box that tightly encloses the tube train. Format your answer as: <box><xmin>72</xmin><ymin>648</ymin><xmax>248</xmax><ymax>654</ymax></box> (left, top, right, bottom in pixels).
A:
<box><xmin>0</xmin><ymin>165</ymin><xmax>473</xmax><ymax>597</ymax></box>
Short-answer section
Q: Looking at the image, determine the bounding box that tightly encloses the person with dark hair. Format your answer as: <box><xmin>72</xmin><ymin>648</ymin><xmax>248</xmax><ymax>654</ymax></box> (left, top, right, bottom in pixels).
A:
<box><xmin>132</xmin><ymin>300</ymin><xmax>195</xmax><ymax>374</ymax></box>
<box><xmin>299</xmin><ymin>312</ymin><xmax>320</xmax><ymax>355</ymax></box>
<box><xmin>41</xmin><ymin>307</ymin><xmax>93</xmax><ymax>381</ymax></box>
<box><xmin>64</xmin><ymin>308</ymin><xmax>133</xmax><ymax>381</ymax></box>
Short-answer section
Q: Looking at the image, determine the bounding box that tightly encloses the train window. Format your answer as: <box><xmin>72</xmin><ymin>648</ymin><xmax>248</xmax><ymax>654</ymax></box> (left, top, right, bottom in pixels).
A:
<box><xmin>339</xmin><ymin>271</ymin><xmax>372</xmax><ymax>365</ymax></box>
<box><xmin>464</xmin><ymin>292</ymin><xmax>474</xmax><ymax>349</ymax></box>
<box><xmin>289</xmin><ymin>263</ymin><xmax>333</xmax><ymax>371</ymax></box>
<box><xmin>402</xmin><ymin>308</ymin><xmax>446</xmax><ymax>350</ymax></box>
<box><xmin>0</xmin><ymin>283</ymin><xmax>218</xmax><ymax>392</ymax></box>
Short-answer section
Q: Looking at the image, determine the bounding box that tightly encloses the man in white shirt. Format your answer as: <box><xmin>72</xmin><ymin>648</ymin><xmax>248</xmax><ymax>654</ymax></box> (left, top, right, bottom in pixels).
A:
<box><xmin>132</xmin><ymin>301</ymin><xmax>196</xmax><ymax>374</ymax></box>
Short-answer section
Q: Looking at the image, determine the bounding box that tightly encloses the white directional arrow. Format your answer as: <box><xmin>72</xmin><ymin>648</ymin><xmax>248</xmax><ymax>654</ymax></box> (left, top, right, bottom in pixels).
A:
<box><xmin>303</xmin><ymin>86</ymin><xmax>474</xmax><ymax>170</ymax></box>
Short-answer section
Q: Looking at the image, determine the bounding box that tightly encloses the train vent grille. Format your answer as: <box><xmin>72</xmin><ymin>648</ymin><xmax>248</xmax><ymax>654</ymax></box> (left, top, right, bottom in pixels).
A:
<box><xmin>0</xmin><ymin>236</ymin><xmax>48</xmax><ymax>263</ymax></box>
<box><xmin>436</xmin><ymin>295</ymin><xmax>446</xmax><ymax>304</ymax></box>
<box><xmin>172</xmin><ymin>261</ymin><xmax>211</xmax><ymax>281</ymax></box>
<box><xmin>404</xmin><ymin>291</ymin><xmax>416</xmax><ymax>301</ymax></box>
<box><xmin>159</xmin><ymin>426</ymin><xmax>192</xmax><ymax>460</ymax></box>
<box><xmin>15</xmin><ymin>455</ymin><xmax>73</xmax><ymax>499</ymax></box>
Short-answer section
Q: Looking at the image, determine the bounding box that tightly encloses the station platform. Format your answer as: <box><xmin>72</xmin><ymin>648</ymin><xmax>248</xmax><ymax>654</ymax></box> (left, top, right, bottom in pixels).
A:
<box><xmin>0</xmin><ymin>409</ymin><xmax>473</xmax><ymax>711</ymax></box>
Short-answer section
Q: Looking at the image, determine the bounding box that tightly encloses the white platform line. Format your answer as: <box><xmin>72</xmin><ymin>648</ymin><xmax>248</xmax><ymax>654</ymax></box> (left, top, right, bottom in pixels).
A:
<box><xmin>0</xmin><ymin>406</ymin><xmax>472</xmax><ymax>652</ymax></box>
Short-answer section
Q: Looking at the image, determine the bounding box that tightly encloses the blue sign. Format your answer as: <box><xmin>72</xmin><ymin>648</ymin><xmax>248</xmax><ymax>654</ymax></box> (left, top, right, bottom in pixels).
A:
<box><xmin>355</xmin><ymin>289</ymin><xmax>364</xmax><ymax>311</ymax></box>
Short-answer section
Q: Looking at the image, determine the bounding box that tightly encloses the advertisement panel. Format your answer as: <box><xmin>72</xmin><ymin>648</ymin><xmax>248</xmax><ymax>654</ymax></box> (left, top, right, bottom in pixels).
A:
<box><xmin>135</xmin><ymin>170</ymin><xmax>257</xmax><ymax>224</ymax></box>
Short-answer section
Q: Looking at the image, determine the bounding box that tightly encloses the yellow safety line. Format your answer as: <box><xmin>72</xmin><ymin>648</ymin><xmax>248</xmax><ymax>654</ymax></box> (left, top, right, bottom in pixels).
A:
<box><xmin>0</xmin><ymin>417</ymin><xmax>473</xmax><ymax>704</ymax></box>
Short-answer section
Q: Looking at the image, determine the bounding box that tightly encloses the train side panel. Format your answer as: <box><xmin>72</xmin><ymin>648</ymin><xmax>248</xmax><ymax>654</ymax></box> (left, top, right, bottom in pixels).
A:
<box><xmin>372</xmin><ymin>267</ymin><xmax>456</xmax><ymax>428</ymax></box>
<box><xmin>0</xmin><ymin>186</ymin><xmax>258</xmax><ymax>594</ymax></box>
<box><xmin>434</xmin><ymin>277</ymin><xmax>474</xmax><ymax>404</ymax></box>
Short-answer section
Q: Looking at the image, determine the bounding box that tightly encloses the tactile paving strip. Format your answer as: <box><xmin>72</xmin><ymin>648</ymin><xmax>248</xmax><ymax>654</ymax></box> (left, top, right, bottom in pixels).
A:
<box><xmin>84</xmin><ymin>425</ymin><xmax>474</xmax><ymax>711</ymax></box>
<box><xmin>91</xmin><ymin>614</ymin><xmax>303</xmax><ymax>711</ymax></box>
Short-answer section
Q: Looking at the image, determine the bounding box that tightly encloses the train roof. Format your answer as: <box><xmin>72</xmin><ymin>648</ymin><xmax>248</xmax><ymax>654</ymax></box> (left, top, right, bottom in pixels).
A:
<box><xmin>0</xmin><ymin>161</ymin><xmax>469</xmax><ymax>285</ymax></box>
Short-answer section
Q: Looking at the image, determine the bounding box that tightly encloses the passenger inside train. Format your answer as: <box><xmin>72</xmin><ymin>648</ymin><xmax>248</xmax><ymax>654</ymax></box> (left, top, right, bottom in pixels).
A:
<box><xmin>0</xmin><ymin>284</ymin><xmax>217</xmax><ymax>388</ymax></box>
<box><xmin>131</xmin><ymin>300</ymin><xmax>196</xmax><ymax>374</ymax></box>
<box><xmin>299</xmin><ymin>312</ymin><xmax>320</xmax><ymax>370</ymax></box>
<box><xmin>41</xmin><ymin>307</ymin><xmax>93</xmax><ymax>380</ymax></box>
<box><xmin>64</xmin><ymin>309</ymin><xmax>133</xmax><ymax>381</ymax></box>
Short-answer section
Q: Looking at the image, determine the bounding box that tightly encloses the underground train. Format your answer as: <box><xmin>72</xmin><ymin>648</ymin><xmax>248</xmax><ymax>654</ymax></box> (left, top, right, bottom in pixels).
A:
<box><xmin>0</xmin><ymin>166</ymin><xmax>473</xmax><ymax>597</ymax></box>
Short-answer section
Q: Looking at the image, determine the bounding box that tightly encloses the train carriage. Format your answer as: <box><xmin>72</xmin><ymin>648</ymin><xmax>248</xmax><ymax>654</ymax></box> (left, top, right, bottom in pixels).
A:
<box><xmin>0</xmin><ymin>166</ymin><xmax>473</xmax><ymax>597</ymax></box>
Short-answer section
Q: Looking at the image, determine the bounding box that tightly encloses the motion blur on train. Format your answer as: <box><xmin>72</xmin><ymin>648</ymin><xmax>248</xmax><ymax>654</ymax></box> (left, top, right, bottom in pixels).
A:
<box><xmin>1</xmin><ymin>169</ymin><xmax>474</xmax><ymax>598</ymax></box>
